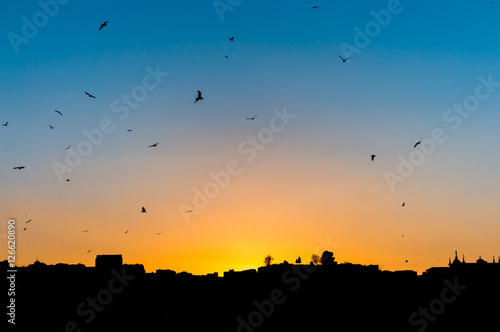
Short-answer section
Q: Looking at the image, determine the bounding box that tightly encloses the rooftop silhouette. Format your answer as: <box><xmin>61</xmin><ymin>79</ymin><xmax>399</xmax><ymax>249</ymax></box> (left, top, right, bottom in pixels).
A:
<box><xmin>5</xmin><ymin>250</ymin><xmax>499</xmax><ymax>331</ymax></box>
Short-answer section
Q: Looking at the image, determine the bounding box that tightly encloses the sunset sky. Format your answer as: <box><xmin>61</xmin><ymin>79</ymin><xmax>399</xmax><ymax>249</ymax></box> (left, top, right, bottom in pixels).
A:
<box><xmin>1</xmin><ymin>0</ymin><xmax>499</xmax><ymax>275</ymax></box>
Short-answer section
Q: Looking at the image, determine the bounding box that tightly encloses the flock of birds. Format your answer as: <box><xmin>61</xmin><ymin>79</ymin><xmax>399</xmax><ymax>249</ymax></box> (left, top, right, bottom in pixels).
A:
<box><xmin>3</xmin><ymin>13</ymin><xmax>431</xmax><ymax>262</ymax></box>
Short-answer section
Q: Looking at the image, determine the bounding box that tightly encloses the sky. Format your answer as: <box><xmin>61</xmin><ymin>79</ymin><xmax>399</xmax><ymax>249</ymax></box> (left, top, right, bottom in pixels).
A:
<box><xmin>1</xmin><ymin>0</ymin><xmax>499</xmax><ymax>275</ymax></box>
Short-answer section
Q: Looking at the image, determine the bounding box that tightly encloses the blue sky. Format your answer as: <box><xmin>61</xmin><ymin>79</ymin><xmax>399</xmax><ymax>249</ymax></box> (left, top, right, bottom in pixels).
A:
<box><xmin>1</xmin><ymin>0</ymin><xmax>499</xmax><ymax>273</ymax></box>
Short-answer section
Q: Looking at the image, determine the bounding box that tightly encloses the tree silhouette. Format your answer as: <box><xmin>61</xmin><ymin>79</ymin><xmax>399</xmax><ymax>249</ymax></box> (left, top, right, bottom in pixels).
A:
<box><xmin>295</xmin><ymin>256</ymin><xmax>302</xmax><ymax>264</ymax></box>
<box><xmin>263</xmin><ymin>255</ymin><xmax>274</xmax><ymax>266</ymax></box>
<box><xmin>320</xmin><ymin>251</ymin><xmax>336</xmax><ymax>265</ymax></box>
<box><xmin>311</xmin><ymin>254</ymin><xmax>320</xmax><ymax>265</ymax></box>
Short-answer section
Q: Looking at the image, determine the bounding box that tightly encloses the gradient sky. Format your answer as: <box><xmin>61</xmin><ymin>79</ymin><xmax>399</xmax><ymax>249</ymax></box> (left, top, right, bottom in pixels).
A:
<box><xmin>1</xmin><ymin>0</ymin><xmax>499</xmax><ymax>275</ymax></box>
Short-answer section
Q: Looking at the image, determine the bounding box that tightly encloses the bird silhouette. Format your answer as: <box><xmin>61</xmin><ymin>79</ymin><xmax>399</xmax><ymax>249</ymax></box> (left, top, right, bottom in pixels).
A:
<box><xmin>124</xmin><ymin>230</ymin><xmax>129</xmax><ymax>234</ymax></box>
<box><xmin>55</xmin><ymin>110</ymin><xmax>63</xmax><ymax>116</ymax></box>
<box><xmin>98</xmin><ymin>21</ymin><xmax>108</xmax><ymax>31</ymax></box>
<box><xmin>413</xmin><ymin>141</ymin><xmax>422</xmax><ymax>148</ymax></box>
<box><xmin>49</xmin><ymin>125</ymin><xmax>55</xmax><ymax>129</ymax></box>
<box><xmin>155</xmin><ymin>232</ymin><xmax>162</xmax><ymax>235</ymax></box>
<box><xmin>338</xmin><ymin>55</ymin><xmax>351</xmax><ymax>62</ymax></box>
<box><xmin>82</xmin><ymin>229</ymin><xmax>89</xmax><ymax>233</ymax></box>
<box><xmin>371</xmin><ymin>155</ymin><xmax>376</xmax><ymax>161</ymax></box>
<box><xmin>228</xmin><ymin>36</ymin><xmax>234</xmax><ymax>41</ymax></box>
<box><xmin>13</xmin><ymin>166</ymin><xmax>25</xmax><ymax>170</ymax></box>
<box><xmin>25</xmin><ymin>219</ymin><xmax>32</xmax><ymax>224</ymax></box>
<box><xmin>194</xmin><ymin>90</ymin><xmax>204</xmax><ymax>103</ymax></box>
<box><xmin>246</xmin><ymin>115</ymin><xmax>258</xmax><ymax>120</ymax></box>
<box><xmin>225</xmin><ymin>55</ymin><xmax>229</xmax><ymax>58</ymax></box>
<box><xmin>141</xmin><ymin>207</ymin><xmax>147</xmax><ymax>213</ymax></box>
<box><xmin>85</xmin><ymin>92</ymin><xmax>96</xmax><ymax>98</ymax></box>
<box><xmin>65</xmin><ymin>145</ymin><xmax>71</xmax><ymax>150</ymax></box>
<box><xmin>66</xmin><ymin>179</ymin><xmax>70</xmax><ymax>182</ymax></box>
<box><xmin>147</xmin><ymin>142</ymin><xmax>159</xmax><ymax>148</ymax></box>
<box><xmin>402</xmin><ymin>202</ymin><xmax>405</xmax><ymax>207</ymax></box>
<box><xmin>126</xmin><ymin>129</ymin><xmax>132</xmax><ymax>132</ymax></box>
<box><xmin>2</xmin><ymin>121</ymin><xmax>8</xmax><ymax>126</ymax></box>
<box><xmin>310</xmin><ymin>6</ymin><xmax>321</xmax><ymax>10</ymax></box>
<box><xmin>87</xmin><ymin>250</ymin><xmax>93</xmax><ymax>254</ymax></box>
<box><xmin>24</xmin><ymin>227</ymin><xmax>27</xmax><ymax>231</ymax></box>
<box><xmin>185</xmin><ymin>209</ymin><xmax>193</xmax><ymax>213</ymax></box>
<box><xmin>405</xmin><ymin>260</ymin><xmax>408</xmax><ymax>263</ymax></box>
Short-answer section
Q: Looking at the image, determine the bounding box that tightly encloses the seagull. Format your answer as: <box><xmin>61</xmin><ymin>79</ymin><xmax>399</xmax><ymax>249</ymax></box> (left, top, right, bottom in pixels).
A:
<box><xmin>65</xmin><ymin>145</ymin><xmax>71</xmax><ymax>150</ymax></box>
<box><xmin>25</xmin><ymin>219</ymin><xmax>32</xmax><ymax>224</ymax></box>
<box><xmin>228</xmin><ymin>36</ymin><xmax>234</xmax><ymax>41</ymax></box>
<box><xmin>49</xmin><ymin>125</ymin><xmax>55</xmax><ymax>129</ymax></box>
<box><xmin>85</xmin><ymin>92</ymin><xmax>96</xmax><ymax>98</ymax></box>
<box><xmin>371</xmin><ymin>155</ymin><xmax>376</xmax><ymax>161</ymax></box>
<box><xmin>98</xmin><ymin>21</ymin><xmax>108</xmax><ymax>31</ymax></box>
<box><xmin>55</xmin><ymin>110</ymin><xmax>63</xmax><ymax>116</ymax></box>
<box><xmin>82</xmin><ymin>229</ymin><xmax>89</xmax><ymax>233</ymax></box>
<box><xmin>2</xmin><ymin>121</ymin><xmax>8</xmax><ymax>126</ymax></box>
<box><xmin>124</xmin><ymin>230</ymin><xmax>129</xmax><ymax>234</ymax></box>
<box><xmin>310</xmin><ymin>6</ymin><xmax>321</xmax><ymax>10</ymax></box>
<box><xmin>147</xmin><ymin>142</ymin><xmax>159</xmax><ymax>148</ymax></box>
<box><xmin>338</xmin><ymin>55</ymin><xmax>351</xmax><ymax>63</ymax></box>
<box><xmin>246</xmin><ymin>115</ymin><xmax>258</xmax><ymax>120</ymax></box>
<box><xmin>87</xmin><ymin>250</ymin><xmax>93</xmax><ymax>254</ymax></box>
<box><xmin>402</xmin><ymin>202</ymin><xmax>405</xmax><ymax>207</ymax></box>
<box><xmin>141</xmin><ymin>207</ymin><xmax>147</xmax><ymax>213</ymax></box>
<box><xmin>13</xmin><ymin>166</ymin><xmax>25</xmax><ymax>170</ymax></box>
<box><xmin>194</xmin><ymin>90</ymin><xmax>204</xmax><ymax>103</ymax></box>
<box><xmin>413</xmin><ymin>141</ymin><xmax>422</xmax><ymax>148</ymax></box>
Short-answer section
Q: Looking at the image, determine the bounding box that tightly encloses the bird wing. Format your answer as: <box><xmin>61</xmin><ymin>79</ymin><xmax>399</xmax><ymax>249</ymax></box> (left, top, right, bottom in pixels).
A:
<box><xmin>197</xmin><ymin>90</ymin><xmax>202</xmax><ymax>98</ymax></box>
<box><xmin>338</xmin><ymin>55</ymin><xmax>344</xmax><ymax>60</ymax></box>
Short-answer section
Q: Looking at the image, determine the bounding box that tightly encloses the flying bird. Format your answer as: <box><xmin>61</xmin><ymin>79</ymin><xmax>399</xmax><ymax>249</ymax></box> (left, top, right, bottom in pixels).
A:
<box><xmin>194</xmin><ymin>90</ymin><xmax>204</xmax><ymax>103</ymax></box>
<box><xmin>2</xmin><ymin>121</ymin><xmax>8</xmax><ymax>126</ymax></box>
<box><xmin>49</xmin><ymin>125</ymin><xmax>55</xmax><ymax>129</ymax></box>
<box><xmin>55</xmin><ymin>110</ymin><xmax>63</xmax><ymax>116</ymax></box>
<box><xmin>225</xmin><ymin>56</ymin><xmax>229</xmax><ymax>58</ymax></box>
<box><xmin>338</xmin><ymin>55</ymin><xmax>351</xmax><ymax>62</ymax></box>
<box><xmin>13</xmin><ymin>166</ymin><xmax>25</xmax><ymax>170</ymax></box>
<box><xmin>141</xmin><ymin>207</ymin><xmax>147</xmax><ymax>213</ymax></box>
<box><xmin>24</xmin><ymin>227</ymin><xmax>27</xmax><ymax>231</ymax></box>
<box><xmin>228</xmin><ymin>36</ymin><xmax>234</xmax><ymax>41</ymax></box>
<box><xmin>185</xmin><ymin>209</ymin><xmax>193</xmax><ymax>213</ymax></box>
<box><xmin>124</xmin><ymin>230</ymin><xmax>129</xmax><ymax>234</ymax></box>
<box><xmin>126</xmin><ymin>129</ymin><xmax>132</xmax><ymax>132</ymax></box>
<box><xmin>82</xmin><ymin>229</ymin><xmax>89</xmax><ymax>233</ymax></box>
<box><xmin>371</xmin><ymin>155</ymin><xmax>376</xmax><ymax>161</ymax></box>
<box><xmin>155</xmin><ymin>232</ymin><xmax>162</xmax><ymax>235</ymax></box>
<box><xmin>65</xmin><ymin>145</ymin><xmax>71</xmax><ymax>150</ymax></box>
<box><xmin>402</xmin><ymin>202</ymin><xmax>405</xmax><ymax>207</ymax></box>
<box><xmin>98</xmin><ymin>21</ymin><xmax>108</xmax><ymax>31</ymax></box>
<box><xmin>87</xmin><ymin>250</ymin><xmax>93</xmax><ymax>254</ymax></box>
<box><xmin>413</xmin><ymin>141</ymin><xmax>422</xmax><ymax>148</ymax></box>
<box><xmin>66</xmin><ymin>179</ymin><xmax>70</xmax><ymax>182</ymax></box>
<box><xmin>310</xmin><ymin>6</ymin><xmax>321</xmax><ymax>10</ymax></box>
<box><xmin>246</xmin><ymin>115</ymin><xmax>258</xmax><ymax>120</ymax></box>
<box><xmin>147</xmin><ymin>142</ymin><xmax>159</xmax><ymax>148</ymax></box>
<box><xmin>85</xmin><ymin>92</ymin><xmax>96</xmax><ymax>98</ymax></box>
<box><xmin>25</xmin><ymin>219</ymin><xmax>32</xmax><ymax>224</ymax></box>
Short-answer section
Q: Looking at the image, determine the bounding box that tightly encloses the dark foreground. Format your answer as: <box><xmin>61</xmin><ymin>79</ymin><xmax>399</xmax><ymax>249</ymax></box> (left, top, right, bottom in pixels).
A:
<box><xmin>4</xmin><ymin>258</ymin><xmax>500</xmax><ymax>332</ymax></box>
